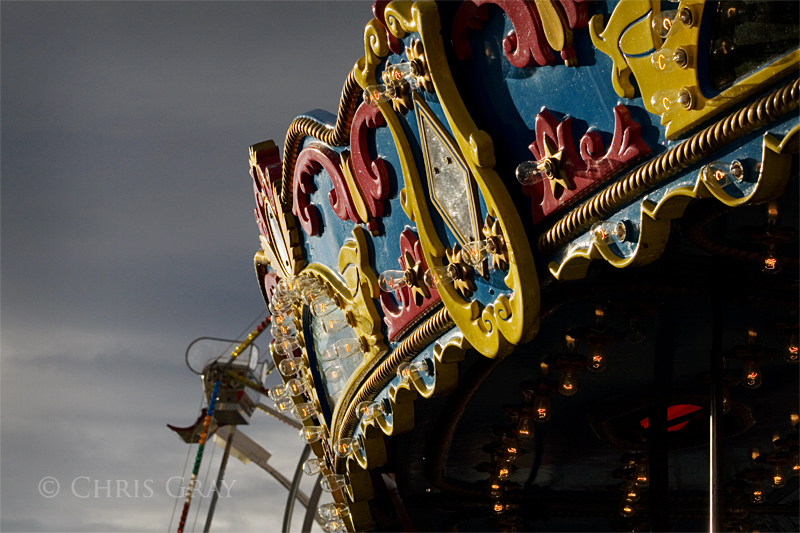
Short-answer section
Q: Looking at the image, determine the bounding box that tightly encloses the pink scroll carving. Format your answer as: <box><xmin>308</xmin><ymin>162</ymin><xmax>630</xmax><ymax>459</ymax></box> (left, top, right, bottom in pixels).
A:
<box><xmin>452</xmin><ymin>0</ymin><xmax>591</xmax><ymax>68</ymax></box>
<box><xmin>350</xmin><ymin>102</ymin><xmax>390</xmax><ymax>234</ymax></box>
<box><xmin>292</xmin><ymin>143</ymin><xmax>368</xmax><ymax>236</ymax></box>
<box><xmin>523</xmin><ymin>105</ymin><xmax>651</xmax><ymax>224</ymax></box>
<box><xmin>380</xmin><ymin>229</ymin><xmax>441</xmax><ymax>342</ymax></box>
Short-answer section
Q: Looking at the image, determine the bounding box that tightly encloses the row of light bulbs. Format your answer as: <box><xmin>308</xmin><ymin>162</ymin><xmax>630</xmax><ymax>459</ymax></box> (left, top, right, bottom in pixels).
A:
<box><xmin>617</xmin><ymin>456</ymin><xmax>650</xmax><ymax>518</ymax></box>
<box><xmin>266</xmin><ymin>273</ymin><xmax>359</xmax><ymax>532</ymax></box>
<box><xmin>586</xmin><ymin>160</ymin><xmax>788</xmax><ymax>278</ymax></box>
<box><xmin>267</xmin><ymin>274</ymin><xmax>438</xmax><ymax>530</ymax></box>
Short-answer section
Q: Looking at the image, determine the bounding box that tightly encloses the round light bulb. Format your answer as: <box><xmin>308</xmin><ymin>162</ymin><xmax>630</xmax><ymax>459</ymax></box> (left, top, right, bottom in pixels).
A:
<box><xmin>558</xmin><ymin>371</ymin><xmax>578</xmax><ymax>396</ymax></box>
<box><xmin>318</xmin><ymin>502</ymin><xmax>349</xmax><ymax>520</ymax></box>
<box><xmin>619</xmin><ymin>500</ymin><xmax>636</xmax><ymax>517</ymax></box>
<box><xmin>299</xmin><ymin>426</ymin><xmax>323</xmax><ymax>444</ymax></box>
<box><xmin>785</xmin><ymin>335</ymin><xmax>799</xmax><ymax>363</ymax></box>
<box><xmin>741</xmin><ymin>359</ymin><xmax>762</xmax><ymax>389</ymax></box>
<box><xmin>771</xmin><ymin>464</ymin><xmax>787</xmax><ymax>488</ymax></box>
<box><xmin>378</xmin><ymin>270</ymin><xmax>407</xmax><ymax>292</ymax></box>
<box><xmin>516</xmin><ymin>414</ymin><xmax>534</xmax><ymax>440</ymax></box>
<box><xmin>333</xmin><ymin>437</ymin><xmax>360</xmax><ymax>458</ymax></box>
<box><xmin>750</xmin><ymin>479</ymin><xmax>765</xmax><ymax>504</ymax></box>
<box><xmin>290</xmin><ymin>402</ymin><xmax>317</xmax><ymax>421</ymax></box>
<box><xmin>286</xmin><ymin>377</ymin><xmax>308</xmax><ymax>397</ymax></box>
<box><xmin>533</xmin><ymin>395</ymin><xmax>551</xmax><ymax>422</ymax></box>
<box><xmin>588</xmin><ymin>344</ymin><xmax>607</xmax><ymax>372</ymax></box>
<box><xmin>279</xmin><ymin>356</ymin><xmax>307</xmax><ymax>377</ymax></box>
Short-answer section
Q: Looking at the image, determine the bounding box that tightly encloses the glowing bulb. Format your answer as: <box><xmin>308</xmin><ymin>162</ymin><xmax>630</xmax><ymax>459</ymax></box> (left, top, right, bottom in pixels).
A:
<box><xmin>652</xmin><ymin>9</ymin><xmax>677</xmax><ymax>37</ymax></box>
<box><xmin>333</xmin><ymin>438</ymin><xmax>360</xmax><ymax>458</ymax></box>
<box><xmin>516</xmin><ymin>414</ymin><xmax>534</xmax><ymax>440</ymax></box>
<box><xmin>635</xmin><ymin>463</ymin><xmax>649</xmax><ymax>486</ymax></box>
<box><xmin>318</xmin><ymin>502</ymin><xmax>349</xmax><ymax>520</ymax></box>
<box><xmin>771</xmin><ymin>464</ymin><xmax>787</xmax><ymax>488</ymax></box>
<box><xmin>590</xmin><ymin>221</ymin><xmax>614</xmax><ymax>245</ymax></box>
<box><xmin>356</xmin><ymin>401</ymin><xmax>382</xmax><ymax>420</ymax></box>
<box><xmin>789</xmin><ymin>449</ymin><xmax>799</xmax><ymax>475</ymax></box>
<box><xmin>498</xmin><ymin>467</ymin><xmax>510</xmax><ymax>479</ymax></box>
<box><xmin>322</xmin><ymin>518</ymin><xmax>346</xmax><ymax>533</ymax></box>
<box><xmin>311</xmin><ymin>296</ymin><xmax>338</xmax><ymax>317</ymax></box>
<box><xmin>785</xmin><ymin>335</ymin><xmax>799</xmax><ymax>363</ymax></box>
<box><xmin>761</xmin><ymin>244</ymin><xmax>781</xmax><ymax>274</ymax></box>
<box><xmin>533</xmin><ymin>395</ymin><xmax>551</xmax><ymax>422</ymax></box>
<box><xmin>320</xmin><ymin>474</ymin><xmax>347</xmax><ymax>493</ymax></box>
<box><xmin>290</xmin><ymin>402</ymin><xmax>318</xmax><ymax>421</ymax></box>
<box><xmin>268</xmin><ymin>384</ymin><xmax>289</xmax><ymax>401</ymax></box>
<box><xmin>750</xmin><ymin>479</ymin><xmax>765</xmax><ymax>504</ymax></box>
<box><xmin>625</xmin><ymin>482</ymin><xmax>640</xmax><ymax>502</ymax></box>
<box><xmin>460</xmin><ymin>240</ymin><xmax>490</xmax><ymax>266</ymax></box>
<box><xmin>333</xmin><ymin>338</ymin><xmax>363</xmax><ymax>360</ymax></box>
<box><xmin>385</xmin><ymin>62</ymin><xmax>418</xmax><ymax>88</ymax></box>
<box><xmin>493</xmin><ymin>502</ymin><xmax>504</xmax><ymax>513</ymax></box>
<box><xmin>588</xmin><ymin>344</ymin><xmax>607</xmax><ymax>372</ymax></box>
<box><xmin>619</xmin><ymin>500</ymin><xmax>636</xmax><ymax>517</ymax></box>
<box><xmin>378</xmin><ymin>270</ymin><xmax>407</xmax><ymax>292</ymax></box>
<box><xmin>303</xmin><ymin>458</ymin><xmax>323</xmax><ymax>476</ymax></box>
<box><xmin>325</xmin><ymin>362</ymin><xmax>346</xmax><ymax>384</ymax></box>
<box><xmin>397</xmin><ymin>360</ymin><xmax>429</xmax><ymax>382</ymax></box>
<box><xmin>363</xmin><ymin>84</ymin><xmax>388</xmax><ymax>107</ymax></box>
<box><xmin>274</xmin><ymin>338</ymin><xmax>300</xmax><ymax>356</ymax></box>
<box><xmin>651</xmin><ymin>47</ymin><xmax>688</xmax><ymax>72</ymax></box>
<box><xmin>651</xmin><ymin>88</ymin><xmax>692</xmax><ymax>114</ymax></box>
<box><xmin>321</xmin><ymin>309</ymin><xmax>348</xmax><ymax>334</ymax></box>
<box><xmin>286</xmin><ymin>378</ymin><xmax>308</xmax><ymax>397</ymax></box>
<box><xmin>274</xmin><ymin>397</ymin><xmax>294</xmax><ymax>413</ymax></box>
<box><xmin>423</xmin><ymin>265</ymin><xmax>455</xmax><ymax>289</ymax></box>
<box><xmin>702</xmin><ymin>161</ymin><xmax>744</xmax><ymax>189</ymax></box>
<box><xmin>741</xmin><ymin>359</ymin><xmax>762</xmax><ymax>389</ymax></box>
<box><xmin>299</xmin><ymin>426</ymin><xmax>324</xmax><ymax>444</ymax></box>
<box><xmin>271</xmin><ymin>320</ymin><xmax>298</xmax><ymax>339</ymax></box>
<box><xmin>279</xmin><ymin>356</ymin><xmax>307</xmax><ymax>377</ymax></box>
<box><xmin>558</xmin><ymin>371</ymin><xmax>578</xmax><ymax>396</ymax></box>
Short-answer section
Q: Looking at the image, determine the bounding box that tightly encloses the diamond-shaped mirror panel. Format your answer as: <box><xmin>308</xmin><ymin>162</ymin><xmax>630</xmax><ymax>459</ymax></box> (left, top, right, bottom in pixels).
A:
<box><xmin>416</xmin><ymin>100</ymin><xmax>479</xmax><ymax>244</ymax></box>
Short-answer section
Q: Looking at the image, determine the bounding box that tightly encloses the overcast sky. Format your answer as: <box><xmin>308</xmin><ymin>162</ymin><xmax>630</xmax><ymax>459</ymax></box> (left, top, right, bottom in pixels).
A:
<box><xmin>1</xmin><ymin>2</ymin><xmax>373</xmax><ymax>531</ymax></box>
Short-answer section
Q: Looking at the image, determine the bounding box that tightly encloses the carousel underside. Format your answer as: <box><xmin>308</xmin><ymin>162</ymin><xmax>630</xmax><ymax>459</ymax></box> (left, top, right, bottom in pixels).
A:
<box><xmin>247</xmin><ymin>1</ymin><xmax>799</xmax><ymax>531</ymax></box>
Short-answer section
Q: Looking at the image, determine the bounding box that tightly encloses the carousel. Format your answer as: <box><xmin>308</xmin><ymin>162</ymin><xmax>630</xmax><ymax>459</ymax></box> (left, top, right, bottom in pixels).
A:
<box><xmin>178</xmin><ymin>0</ymin><xmax>800</xmax><ymax>531</ymax></box>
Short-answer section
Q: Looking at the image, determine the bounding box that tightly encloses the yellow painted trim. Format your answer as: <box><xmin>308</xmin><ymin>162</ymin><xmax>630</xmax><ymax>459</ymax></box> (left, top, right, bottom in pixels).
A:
<box><xmin>591</xmin><ymin>0</ymin><xmax>800</xmax><ymax>139</ymax></box>
<box><xmin>383</xmin><ymin>0</ymin><xmax>540</xmax><ymax>359</ymax></box>
<box><xmin>549</xmin><ymin>131</ymin><xmax>797</xmax><ymax>280</ymax></box>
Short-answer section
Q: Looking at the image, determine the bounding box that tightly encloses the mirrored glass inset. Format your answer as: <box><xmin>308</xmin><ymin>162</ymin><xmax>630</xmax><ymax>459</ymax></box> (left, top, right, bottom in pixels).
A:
<box><xmin>419</xmin><ymin>111</ymin><xmax>477</xmax><ymax>243</ymax></box>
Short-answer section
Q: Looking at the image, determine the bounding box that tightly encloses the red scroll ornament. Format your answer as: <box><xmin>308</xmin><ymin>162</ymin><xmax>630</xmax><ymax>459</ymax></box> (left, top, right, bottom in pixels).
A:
<box><xmin>292</xmin><ymin>144</ymin><xmax>365</xmax><ymax>236</ymax></box>
<box><xmin>452</xmin><ymin>0</ymin><xmax>591</xmax><ymax>68</ymax></box>
<box><xmin>350</xmin><ymin>103</ymin><xmax>391</xmax><ymax>230</ymax></box>
<box><xmin>380</xmin><ymin>229</ymin><xmax>441</xmax><ymax>342</ymax></box>
<box><xmin>524</xmin><ymin>105</ymin><xmax>651</xmax><ymax>224</ymax></box>
<box><xmin>291</xmin><ymin>102</ymin><xmax>391</xmax><ymax>237</ymax></box>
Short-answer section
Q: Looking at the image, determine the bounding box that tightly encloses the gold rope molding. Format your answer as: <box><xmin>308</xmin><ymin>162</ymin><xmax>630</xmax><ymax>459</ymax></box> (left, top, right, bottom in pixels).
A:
<box><xmin>538</xmin><ymin>78</ymin><xmax>800</xmax><ymax>254</ymax></box>
<box><xmin>278</xmin><ymin>69</ymin><xmax>362</xmax><ymax>210</ymax></box>
<box><xmin>334</xmin><ymin>306</ymin><xmax>454</xmax><ymax>472</ymax></box>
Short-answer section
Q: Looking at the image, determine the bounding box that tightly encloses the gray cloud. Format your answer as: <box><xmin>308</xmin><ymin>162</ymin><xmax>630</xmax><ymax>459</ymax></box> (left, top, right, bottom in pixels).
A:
<box><xmin>2</xmin><ymin>1</ymin><xmax>372</xmax><ymax>530</ymax></box>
